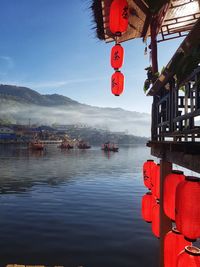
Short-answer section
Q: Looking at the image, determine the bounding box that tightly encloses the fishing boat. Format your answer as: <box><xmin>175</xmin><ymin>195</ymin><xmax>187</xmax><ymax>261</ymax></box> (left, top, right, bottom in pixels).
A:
<box><xmin>29</xmin><ymin>140</ymin><xmax>44</xmax><ymax>151</ymax></box>
<box><xmin>77</xmin><ymin>141</ymin><xmax>91</xmax><ymax>149</ymax></box>
<box><xmin>101</xmin><ymin>142</ymin><xmax>119</xmax><ymax>152</ymax></box>
<box><xmin>58</xmin><ymin>142</ymin><xmax>73</xmax><ymax>149</ymax></box>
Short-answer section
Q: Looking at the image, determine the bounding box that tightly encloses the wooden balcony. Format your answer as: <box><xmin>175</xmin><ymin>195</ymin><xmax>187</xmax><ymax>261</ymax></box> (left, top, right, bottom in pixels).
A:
<box><xmin>147</xmin><ymin>18</ymin><xmax>200</xmax><ymax>173</ymax></box>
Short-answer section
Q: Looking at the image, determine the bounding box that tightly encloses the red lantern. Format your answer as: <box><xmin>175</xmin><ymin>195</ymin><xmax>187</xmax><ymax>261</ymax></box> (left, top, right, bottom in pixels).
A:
<box><xmin>152</xmin><ymin>164</ymin><xmax>160</xmax><ymax>200</ymax></box>
<box><xmin>143</xmin><ymin>160</ymin><xmax>156</xmax><ymax>190</ymax></box>
<box><xmin>164</xmin><ymin>170</ymin><xmax>185</xmax><ymax>221</ymax></box>
<box><xmin>111</xmin><ymin>71</ymin><xmax>124</xmax><ymax>96</ymax></box>
<box><xmin>109</xmin><ymin>0</ymin><xmax>129</xmax><ymax>36</ymax></box>
<box><xmin>164</xmin><ymin>227</ymin><xmax>191</xmax><ymax>267</ymax></box>
<box><xmin>111</xmin><ymin>44</ymin><xmax>124</xmax><ymax>70</ymax></box>
<box><xmin>152</xmin><ymin>200</ymin><xmax>160</xmax><ymax>238</ymax></box>
<box><xmin>141</xmin><ymin>192</ymin><xmax>154</xmax><ymax>223</ymax></box>
<box><xmin>177</xmin><ymin>246</ymin><xmax>200</xmax><ymax>267</ymax></box>
<box><xmin>175</xmin><ymin>176</ymin><xmax>200</xmax><ymax>241</ymax></box>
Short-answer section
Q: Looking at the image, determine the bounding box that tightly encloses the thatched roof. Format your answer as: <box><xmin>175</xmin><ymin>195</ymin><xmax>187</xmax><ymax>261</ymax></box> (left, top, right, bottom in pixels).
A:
<box><xmin>91</xmin><ymin>0</ymin><xmax>200</xmax><ymax>43</ymax></box>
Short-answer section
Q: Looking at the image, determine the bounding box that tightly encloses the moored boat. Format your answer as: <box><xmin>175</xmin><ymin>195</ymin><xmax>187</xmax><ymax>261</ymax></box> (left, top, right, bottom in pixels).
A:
<box><xmin>77</xmin><ymin>141</ymin><xmax>91</xmax><ymax>149</ymax></box>
<box><xmin>58</xmin><ymin>142</ymin><xmax>73</xmax><ymax>149</ymax></box>
<box><xmin>29</xmin><ymin>140</ymin><xmax>44</xmax><ymax>151</ymax></box>
<box><xmin>101</xmin><ymin>142</ymin><xmax>119</xmax><ymax>152</ymax></box>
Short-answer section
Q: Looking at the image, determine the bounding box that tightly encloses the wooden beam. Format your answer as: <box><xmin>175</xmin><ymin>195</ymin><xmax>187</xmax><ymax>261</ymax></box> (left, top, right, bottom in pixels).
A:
<box><xmin>155</xmin><ymin>3</ymin><xmax>171</xmax><ymax>35</ymax></box>
<box><xmin>133</xmin><ymin>0</ymin><xmax>149</xmax><ymax>14</ymax></box>
<box><xmin>150</xmin><ymin>19</ymin><xmax>158</xmax><ymax>73</ymax></box>
<box><xmin>148</xmin><ymin>18</ymin><xmax>200</xmax><ymax>96</ymax></box>
<box><xmin>149</xmin><ymin>142</ymin><xmax>200</xmax><ymax>173</ymax></box>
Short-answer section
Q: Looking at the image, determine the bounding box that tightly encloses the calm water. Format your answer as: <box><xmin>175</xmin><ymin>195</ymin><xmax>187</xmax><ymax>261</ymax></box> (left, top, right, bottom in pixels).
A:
<box><xmin>0</xmin><ymin>145</ymin><xmax>159</xmax><ymax>267</ymax></box>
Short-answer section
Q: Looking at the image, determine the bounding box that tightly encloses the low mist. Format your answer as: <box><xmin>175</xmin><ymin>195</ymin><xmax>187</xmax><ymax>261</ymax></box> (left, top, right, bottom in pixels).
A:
<box><xmin>0</xmin><ymin>101</ymin><xmax>151</xmax><ymax>137</ymax></box>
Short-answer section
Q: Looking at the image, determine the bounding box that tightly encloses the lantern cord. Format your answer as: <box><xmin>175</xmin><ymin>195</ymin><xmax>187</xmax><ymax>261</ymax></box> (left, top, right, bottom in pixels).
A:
<box><xmin>115</xmin><ymin>36</ymin><xmax>119</xmax><ymax>44</ymax></box>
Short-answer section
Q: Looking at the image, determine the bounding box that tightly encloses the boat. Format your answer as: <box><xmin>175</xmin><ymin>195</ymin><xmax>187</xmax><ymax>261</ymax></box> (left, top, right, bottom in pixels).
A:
<box><xmin>29</xmin><ymin>140</ymin><xmax>44</xmax><ymax>151</ymax></box>
<box><xmin>101</xmin><ymin>142</ymin><xmax>119</xmax><ymax>152</ymax></box>
<box><xmin>58</xmin><ymin>142</ymin><xmax>73</xmax><ymax>149</ymax></box>
<box><xmin>77</xmin><ymin>141</ymin><xmax>91</xmax><ymax>149</ymax></box>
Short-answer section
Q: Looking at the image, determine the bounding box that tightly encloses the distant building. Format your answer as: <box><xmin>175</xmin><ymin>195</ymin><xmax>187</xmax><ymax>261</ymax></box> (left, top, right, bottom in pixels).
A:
<box><xmin>0</xmin><ymin>126</ymin><xmax>16</xmax><ymax>141</ymax></box>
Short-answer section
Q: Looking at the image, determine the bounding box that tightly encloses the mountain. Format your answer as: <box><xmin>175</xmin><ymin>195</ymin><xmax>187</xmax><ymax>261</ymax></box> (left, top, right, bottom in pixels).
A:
<box><xmin>0</xmin><ymin>84</ymin><xmax>80</xmax><ymax>106</ymax></box>
<box><xmin>0</xmin><ymin>84</ymin><xmax>151</xmax><ymax>137</ymax></box>
<box><xmin>56</xmin><ymin>125</ymin><xmax>147</xmax><ymax>145</ymax></box>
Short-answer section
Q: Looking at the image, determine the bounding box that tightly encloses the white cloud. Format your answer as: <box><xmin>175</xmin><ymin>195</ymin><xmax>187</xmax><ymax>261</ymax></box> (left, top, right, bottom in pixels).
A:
<box><xmin>25</xmin><ymin>77</ymin><xmax>106</xmax><ymax>89</ymax></box>
<box><xmin>0</xmin><ymin>76</ymin><xmax>106</xmax><ymax>90</ymax></box>
<box><xmin>0</xmin><ymin>56</ymin><xmax>14</xmax><ymax>69</ymax></box>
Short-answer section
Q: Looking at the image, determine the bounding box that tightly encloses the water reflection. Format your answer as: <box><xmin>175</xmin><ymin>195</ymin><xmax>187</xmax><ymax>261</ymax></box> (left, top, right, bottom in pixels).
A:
<box><xmin>0</xmin><ymin>144</ymin><xmax>159</xmax><ymax>267</ymax></box>
<box><xmin>102</xmin><ymin>150</ymin><xmax>115</xmax><ymax>159</ymax></box>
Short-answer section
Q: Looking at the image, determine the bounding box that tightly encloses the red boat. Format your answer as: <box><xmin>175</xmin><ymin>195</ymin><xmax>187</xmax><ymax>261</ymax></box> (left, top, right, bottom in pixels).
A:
<box><xmin>77</xmin><ymin>141</ymin><xmax>91</xmax><ymax>149</ymax></box>
<box><xmin>29</xmin><ymin>141</ymin><xmax>44</xmax><ymax>151</ymax></box>
<box><xmin>101</xmin><ymin>142</ymin><xmax>119</xmax><ymax>152</ymax></box>
<box><xmin>58</xmin><ymin>142</ymin><xmax>73</xmax><ymax>149</ymax></box>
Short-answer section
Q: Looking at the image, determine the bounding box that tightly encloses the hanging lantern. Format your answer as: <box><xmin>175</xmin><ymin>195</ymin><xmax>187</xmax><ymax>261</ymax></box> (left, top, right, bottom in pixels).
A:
<box><xmin>152</xmin><ymin>200</ymin><xmax>160</xmax><ymax>238</ymax></box>
<box><xmin>141</xmin><ymin>192</ymin><xmax>154</xmax><ymax>223</ymax></box>
<box><xmin>111</xmin><ymin>71</ymin><xmax>124</xmax><ymax>96</ymax></box>
<box><xmin>177</xmin><ymin>246</ymin><xmax>200</xmax><ymax>267</ymax></box>
<box><xmin>143</xmin><ymin>160</ymin><xmax>156</xmax><ymax>190</ymax></box>
<box><xmin>175</xmin><ymin>176</ymin><xmax>200</xmax><ymax>241</ymax></box>
<box><xmin>111</xmin><ymin>44</ymin><xmax>124</xmax><ymax>70</ymax></box>
<box><xmin>109</xmin><ymin>0</ymin><xmax>129</xmax><ymax>36</ymax></box>
<box><xmin>164</xmin><ymin>170</ymin><xmax>185</xmax><ymax>221</ymax></box>
<box><xmin>151</xmin><ymin>164</ymin><xmax>160</xmax><ymax>200</ymax></box>
<box><xmin>164</xmin><ymin>227</ymin><xmax>191</xmax><ymax>267</ymax></box>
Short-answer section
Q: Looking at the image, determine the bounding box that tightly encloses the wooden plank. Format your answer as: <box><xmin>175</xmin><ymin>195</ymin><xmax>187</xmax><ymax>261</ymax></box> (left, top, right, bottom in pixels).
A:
<box><xmin>156</xmin><ymin>127</ymin><xmax>200</xmax><ymax>136</ymax></box>
<box><xmin>147</xmin><ymin>18</ymin><xmax>200</xmax><ymax>96</ymax></box>
<box><xmin>149</xmin><ymin>142</ymin><xmax>200</xmax><ymax>173</ymax></box>
<box><xmin>173</xmin><ymin>108</ymin><xmax>200</xmax><ymax>123</ymax></box>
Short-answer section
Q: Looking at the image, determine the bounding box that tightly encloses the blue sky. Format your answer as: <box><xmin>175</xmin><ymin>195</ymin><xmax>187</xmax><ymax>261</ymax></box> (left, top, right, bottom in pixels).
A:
<box><xmin>0</xmin><ymin>0</ymin><xmax>183</xmax><ymax>113</ymax></box>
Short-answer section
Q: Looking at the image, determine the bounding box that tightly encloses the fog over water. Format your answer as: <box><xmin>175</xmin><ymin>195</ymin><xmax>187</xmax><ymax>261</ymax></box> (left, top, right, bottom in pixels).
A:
<box><xmin>0</xmin><ymin>101</ymin><xmax>151</xmax><ymax>137</ymax></box>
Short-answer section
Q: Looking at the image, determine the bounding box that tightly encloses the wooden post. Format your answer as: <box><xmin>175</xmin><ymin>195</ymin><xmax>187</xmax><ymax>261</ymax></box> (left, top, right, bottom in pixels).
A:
<box><xmin>150</xmin><ymin>19</ymin><xmax>158</xmax><ymax>73</ymax></box>
<box><xmin>159</xmin><ymin>159</ymin><xmax>172</xmax><ymax>267</ymax></box>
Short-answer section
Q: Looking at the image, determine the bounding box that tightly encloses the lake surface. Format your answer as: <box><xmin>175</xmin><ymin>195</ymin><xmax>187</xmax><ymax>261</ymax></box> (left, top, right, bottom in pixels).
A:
<box><xmin>0</xmin><ymin>145</ymin><xmax>159</xmax><ymax>267</ymax></box>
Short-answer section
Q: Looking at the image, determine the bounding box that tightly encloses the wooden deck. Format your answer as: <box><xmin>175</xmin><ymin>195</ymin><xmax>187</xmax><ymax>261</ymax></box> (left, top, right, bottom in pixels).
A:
<box><xmin>148</xmin><ymin>141</ymin><xmax>200</xmax><ymax>173</ymax></box>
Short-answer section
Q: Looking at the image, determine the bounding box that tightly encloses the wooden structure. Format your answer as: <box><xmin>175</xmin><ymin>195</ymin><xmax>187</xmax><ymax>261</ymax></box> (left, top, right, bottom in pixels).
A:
<box><xmin>91</xmin><ymin>1</ymin><xmax>200</xmax><ymax>267</ymax></box>
<box><xmin>148</xmin><ymin>16</ymin><xmax>200</xmax><ymax>174</ymax></box>
<box><xmin>91</xmin><ymin>0</ymin><xmax>200</xmax><ymax>171</ymax></box>
<box><xmin>91</xmin><ymin>0</ymin><xmax>200</xmax><ymax>42</ymax></box>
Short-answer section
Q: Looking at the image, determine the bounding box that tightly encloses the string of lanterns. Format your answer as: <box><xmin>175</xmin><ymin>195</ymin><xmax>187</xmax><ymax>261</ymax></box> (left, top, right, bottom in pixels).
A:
<box><xmin>109</xmin><ymin>0</ymin><xmax>129</xmax><ymax>96</ymax></box>
<box><xmin>142</xmin><ymin>159</ymin><xmax>200</xmax><ymax>266</ymax></box>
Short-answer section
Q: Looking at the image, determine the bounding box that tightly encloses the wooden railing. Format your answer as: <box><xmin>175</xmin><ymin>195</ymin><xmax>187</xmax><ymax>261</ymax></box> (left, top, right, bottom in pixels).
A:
<box><xmin>151</xmin><ymin>67</ymin><xmax>200</xmax><ymax>143</ymax></box>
